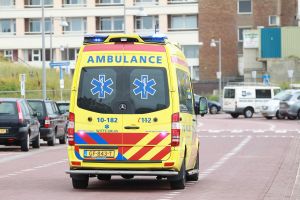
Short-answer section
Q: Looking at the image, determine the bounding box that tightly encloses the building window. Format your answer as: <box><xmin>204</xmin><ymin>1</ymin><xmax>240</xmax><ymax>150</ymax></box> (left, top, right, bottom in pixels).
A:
<box><xmin>3</xmin><ymin>50</ymin><xmax>12</xmax><ymax>60</ymax></box>
<box><xmin>61</xmin><ymin>48</ymin><xmax>79</xmax><ymax>60</ymax></box>
<box><xmin>25</xmin><ymin>18</ymin><xmax>51</xmax><ymax>34</ymax></box>
<box><xmin>238</xmin><ymin>27</ymin><xmax>251</xmax><ymax>42</ymax></box>
<box><xmin>135</xmin><ymin>16</ymin><xmax>159</xmax><ymax>31</ymax></box>
<box><xmin>182</xmin><ymin>45</ymin><xmax>199</xmax><ymax>59</ymax></box>
<box><xmin>0</xmin><ymin>19</ymin><xmax>16</xmax><ymax>34</ymax></box>
<box><xmin>134</xmin><ymin>0</ymin><xmax>158</xmax><ymax>5</ymax></box>
<box><xmin>190</xmin><ymin>66</ymin><xmax>199</xmax><ymax>81</ymax></box>
<box><xmin>63</xmin><ymin>17</ymin><xmax>86</xmax><ymax>33</ymax></box>
<box><xmin>62</xmin><ymin>0</ymin><xmax>87</xmax><ymax>7</ymax></box>
<box><xmin>0</xmin><ymin>0</ymin><xmax>15</xmax><ymax>7</ymax></box>
<box><xmin>24</xmin><ymin>0</ymin><xmax>53</xmax><ymax>7</ymax></box>
<box><xmin>168</xmin><ymin>15</ymin><xmax>198</xmax><ymax>31</ymax></box>
<box><xmin>25</xmin><ymin>49</ymin><xmax>51</xmax><ymax>61</ymax></box>
<box><xmin>96</xmin><ymin>16</ymin><xmax>123</xmax><ymax>32</ymax></box>
<box><xmin>238</xmin><ymin>0</ymin><xmax>252</xmax><ymax>14</ymax></box>
<box><xmin>168</xmin><ymin>0</ymin><xmax>197</xmax><ymax>4</ymax></box>
<box><xmin>95</xmin><ymin>0</ymin><xmax>123</xmax><ymax>6</ymax></box>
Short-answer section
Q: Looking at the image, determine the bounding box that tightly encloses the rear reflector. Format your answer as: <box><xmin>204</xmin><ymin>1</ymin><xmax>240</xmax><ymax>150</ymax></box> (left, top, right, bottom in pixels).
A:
<box><xmin>164</xmin><ymin>162</ymin><xmax>174</xmax><ymax>167</ymax></box>
<box><xmin>71</xmin><ymin>161</ymin><xmax>81</xmax><ymax>166</ymax></box>
<box><xmin>171</xmin><ymin>113</ymin><xmax>180</xmax><ymax>147</ymax></box>
<box><xmin>44</xmin><ymin>116</ymin><xmax>50</xmax><ymax>128</ymax></box>
<box><xmin>68</xmin><ymin>112</ymin><xmax>75</xmax><ymax>146</ymax></box>
<box><xmin>16</xmin><ymin>101</ymin><xmax>24</xmax><ymax>124</ymax></box>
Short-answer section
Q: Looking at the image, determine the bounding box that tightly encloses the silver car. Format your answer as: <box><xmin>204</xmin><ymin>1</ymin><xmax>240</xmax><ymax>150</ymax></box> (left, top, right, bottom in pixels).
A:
<box><xmin>279</xmin><ymin>90</ymin><xmax>300</xmax><ymax>120</ymax></box>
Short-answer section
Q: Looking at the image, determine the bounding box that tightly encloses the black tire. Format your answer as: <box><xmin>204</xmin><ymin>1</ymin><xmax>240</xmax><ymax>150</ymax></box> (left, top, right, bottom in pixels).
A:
<box><xmin>209</xmin><ymin>105</ymin><xmax>218</xmax><ymax>114</ymax></box>
<box><xmin>170</xmin><ymin>159</ymin><xmax>186</xmax><ymax>190</ymax></box>
<box><xmin>297</xmin><ymin>110</ymin><xmax>300</xmax><ymax>120</ymax></box>
<box><xmin>187</xmin><ymin>149</ymin><xmax>199</xmax><ymax>181</ymax></box>
<box><xmin>59</xmin><ymin>132</ymin><xmax>67</xmax><ymax>144</ymax></box>
<box><xmin>32</xmin><ymin>132</ymin><xmax>40</xmax><ymax>148</ymax></box>
<box><xmin>230</xmin><ymin>113</ymin><xmax>239</xmax><ymax>118</ymax></box>
<box><xmin>97</xmin><ymin>175</ymin><xmax>112</xmax><ymax>181</ymax></box>
<box><xmin>265</xmin><ymin>116</ymin><xmax>273</xmax><ymax>120</ymax></box>
<box><xmin>21</xmin><ymin>133</ymin><xmax>30</xmax><ymax>152</ymax></box>
<box><xmin>276</xmin><ymin>111</ymin><xmax>285</xmax><ymax>120</ymax></box>
<box><xmin>47</xmin><ymin>131</ymin><xmax>56</xmax><ymax>146</ymax></box>
<box><xmin>121</xmin><ymin>175</ymin><xmax>134</xmax><ymax>179</ymax></box>
<box><xmin>244</xmin><ymin>108</ymin><xmax>254</xmax><ymax>118</ymax></box>
<box><xmin>72</xmin><ymin>178</ymin><xmax>89</xmax><ymax>189</ymax></box>
<box><xmin>288</xmin><ymin>115</ymin><xmax>297</xmax><ymax>120</ymax></box>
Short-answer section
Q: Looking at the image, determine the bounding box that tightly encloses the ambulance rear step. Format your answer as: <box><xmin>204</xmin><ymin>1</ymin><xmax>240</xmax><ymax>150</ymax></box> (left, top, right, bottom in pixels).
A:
<box><xmin>66</xmin><ymin>170</ymin><xmax>178</xmax><ymax>176</ymax></box>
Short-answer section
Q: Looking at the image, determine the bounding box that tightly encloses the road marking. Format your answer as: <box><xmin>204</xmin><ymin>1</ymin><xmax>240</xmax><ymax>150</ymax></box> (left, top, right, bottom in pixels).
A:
<box><xmin>198</xmin><ymin>136</ymin><xmax>252</xmax><ymax>179</ymax></box>
<box><xmin>290</xmin><ymin>149</ymin><xmax>300</xmax><ymax>199</ymax></box>
<box><xmin>199</xmin><ymin>135</ymin><xmax>297</xmax><ymax>139</ymax></box>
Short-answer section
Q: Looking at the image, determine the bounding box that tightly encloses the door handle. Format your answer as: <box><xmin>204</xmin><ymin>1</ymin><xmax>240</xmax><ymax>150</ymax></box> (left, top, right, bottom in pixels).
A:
<box><xmin>124</xmin><ymin>126</ymin><xmax>140</xmax><ymax>130</ymax></box>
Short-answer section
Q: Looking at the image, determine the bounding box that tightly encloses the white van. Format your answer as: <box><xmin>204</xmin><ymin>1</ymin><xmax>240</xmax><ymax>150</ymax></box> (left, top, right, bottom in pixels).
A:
<box><xmin>223</xmin><ymin>83</ymin><xmax>281</xmax><ymax>118</ymax></box>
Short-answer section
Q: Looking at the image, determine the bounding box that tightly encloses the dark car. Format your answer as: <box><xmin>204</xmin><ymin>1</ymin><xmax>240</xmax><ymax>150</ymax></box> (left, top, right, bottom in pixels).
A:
<box><xmin>56</xmin><ymin>101</ymin><xmax>70</xmax><ymax>118</ymax></box>
<box><xmin>194</xmin><ymin>94</ymin><xmax>221</xmax><ymax>114</ymax></box>
<box><xmin>0</xmin><ymin>98</ymin><xmax>40</xmax><ymax>151</ymax></box>
<box><xmin>27</xmin><ymin>99</ymin><xmax>67</xmax><ymax>146</ymax></box>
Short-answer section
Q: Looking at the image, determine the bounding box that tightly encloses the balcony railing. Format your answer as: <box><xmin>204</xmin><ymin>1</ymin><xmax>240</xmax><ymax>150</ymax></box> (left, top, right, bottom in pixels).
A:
<box><xmin>167</xmin><ymin>0</ymin><xmax>198</xmax><ymax>4</ymax></box>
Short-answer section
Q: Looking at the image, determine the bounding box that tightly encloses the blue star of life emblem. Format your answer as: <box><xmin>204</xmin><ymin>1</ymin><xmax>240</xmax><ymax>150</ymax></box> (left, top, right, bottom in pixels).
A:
<box><xmin>133</xmin><ymin>75</ymin><xmax>156</xmax><ymax>99</ymax></box>
<box><xmin>90</xmin><ymin>75</ymin><xmax>113</xmax><ymax>99</ymax></box>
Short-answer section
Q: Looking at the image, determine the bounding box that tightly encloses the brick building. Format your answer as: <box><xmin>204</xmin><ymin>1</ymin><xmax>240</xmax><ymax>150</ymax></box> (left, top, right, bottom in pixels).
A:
<box><xmin>197</xmin><ymin>0</ymin><xmax>298</xmax><ymax>93</ymax></box>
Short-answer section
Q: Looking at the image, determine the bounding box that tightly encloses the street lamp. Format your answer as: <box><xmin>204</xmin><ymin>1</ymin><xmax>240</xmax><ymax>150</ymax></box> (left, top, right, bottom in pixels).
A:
<box><xmin>50</xmin><ymin>17</ymin><xmax>68</xmax><ymax>62</ymax></box>
<box><xmin>210</xmin><ymin>38</ymin><xmax>222</xmax><ymax>104</ymax></box>
<box><xmin>123</xmin><ymin>3</ymin><xmax>147</xmax><ymax>33</ymax></box>
<box><xmin>42</xmin><ymin>0</ymin><xmax>46</xmax><ymax>99</ymax></box>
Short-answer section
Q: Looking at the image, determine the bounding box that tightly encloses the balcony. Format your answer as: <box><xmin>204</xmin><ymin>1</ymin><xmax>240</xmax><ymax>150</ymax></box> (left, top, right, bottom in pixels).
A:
<box><xmin>167</xmin><ymin>0</ymin><xmax>198</xmax><ymax>4</ymax></box>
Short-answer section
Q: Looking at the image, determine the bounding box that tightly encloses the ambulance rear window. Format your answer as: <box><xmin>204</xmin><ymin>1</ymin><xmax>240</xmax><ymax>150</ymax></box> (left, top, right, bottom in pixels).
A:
<box><xmin>77</xmin><ymin>67</ymin><xmax>169</xmax><ymax>114</ymax></box>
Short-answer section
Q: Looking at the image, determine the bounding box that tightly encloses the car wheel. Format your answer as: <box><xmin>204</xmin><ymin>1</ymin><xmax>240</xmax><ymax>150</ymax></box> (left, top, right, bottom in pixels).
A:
<box><xmin>32</xmin><ymin>132</ymin><xmax>40</xmax><ymax>148</ymax></box>
<box><xmin>230</xmin><ymin>113</ymin><xmax>239</xmax><ymax>118</ymax></box>
<box><xmin>297</xmin><ymin>110</ymin><xmax>300</xmax><ymax>120</ymax></box>
<box><xmin>209</xmin><ymin>105</ymin><xmax>218</xmax><ymax>114</ymax></box>
<box><xmin>47</xmin><ymin>131</ymin><xmax>56</xmax><ymax>146</ymax></box>
<box><xmin>21</xmin><ymin>133</ymin><xmax>30</xmax><ymax>152</ymax></box>
<box><xmin>276</xmin><ymin>111</ymin><xmax>285</xmax><ymax>120</ymax></box>
<box><xmin>186</xmin><ymin>148</ymin><xmax>199</xmax><ymax>181</ymax></box>
<box><xmin>288</xmin><ymin>116</ymin><xmax>297</xmax><ymax>120</ymax></box>
<box><xmin>244</xmin><ymin>108</ymin><xmax>254</xmax><ymax>118</ymax></box>
<box><xmin>59</xmin><ymin>132</ymin><xmax>67</xmax><ymax>144</ymax></box>
<box><xmin>169</xmin><ymin>158</ymin><xmax>186</xmax><ymax>190</ymax></box>
<box><xmin>265</xmin><ymin>116</ymin><xmax>273</xmax><ymax>120</ymax></box>
<box><xmin>72</xmin><ymin>176</ymin><xmax>89</xmax><ymax>189</ymax></box>
<box><xmin>97</xmin><ymin>175</ymin><xmax>112</xmax><ymax>181</ymax></box>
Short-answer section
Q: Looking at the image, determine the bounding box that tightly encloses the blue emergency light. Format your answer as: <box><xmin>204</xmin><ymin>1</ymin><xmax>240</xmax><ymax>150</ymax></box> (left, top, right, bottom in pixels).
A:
<box><xmin>83</xmin><ymin>34</ymin><xmax>108</xmax><ymax>44</ymax></box>
<box><xmin>140</xmin><ymin>34</ymin><xmax>167</xmax><ymax>43</ymax></box>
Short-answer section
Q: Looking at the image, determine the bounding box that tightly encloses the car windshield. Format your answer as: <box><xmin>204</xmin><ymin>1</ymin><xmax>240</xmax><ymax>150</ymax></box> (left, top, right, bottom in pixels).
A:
<box><xmin>273</xmin><ymin>91</ymin><xmax>293</xmax><ymax>101</ymax></box>
<box><xmin>57</xmin><ymin>104</ymin><xmax>69</xmax><ymax>114</ymax></box>
<box><xmin>0</xmin><ymin>102</ymin><xmax>17</xmax><ymax>115</ymax></box>
<box><xmin>77</xmin><ymin>67</ymin><xmax>169</xmax><ymax>114</ymax></box>
<box><xmin>27</xmin><ymin>101</ymin><xmax>45</xmax><ymax>116</ymax></box>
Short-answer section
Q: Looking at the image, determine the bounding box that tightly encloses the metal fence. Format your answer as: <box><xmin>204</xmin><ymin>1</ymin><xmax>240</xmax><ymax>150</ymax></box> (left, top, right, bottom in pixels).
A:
<box><xmin>0</xmin><ymin>89</ymin><xmax>71</xmax><ymax>100</ymax></box>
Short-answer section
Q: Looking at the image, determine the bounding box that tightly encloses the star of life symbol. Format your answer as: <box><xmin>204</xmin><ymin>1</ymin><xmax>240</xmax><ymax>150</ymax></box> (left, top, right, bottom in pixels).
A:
<box><xmin>133</xmin><ymin>75</ymin><xmax>156</xmax><ymax>99</ymax></box>
<box><xmin>90</xmin><ymin>75</ymin><xmax>113</xmax><ymax>99</ymax></box>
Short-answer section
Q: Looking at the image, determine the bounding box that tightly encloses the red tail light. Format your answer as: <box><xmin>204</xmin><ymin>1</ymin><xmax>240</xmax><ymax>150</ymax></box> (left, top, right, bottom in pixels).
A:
<box><xmin>44</xmin><ymin>116</ymin><xmax>50</xmax><ymax>128</ymax></box>
<box><xmin>16</xmin><ymin>102</ymin><xmax>24</xmax><ymax>123</ymax></box>
<box><xmin>171</xmin><ymin>112</ymin><xmax>180</xmax><ymax>147</ymax></box>
<box><xmin>68</xmin><ymin>112</ymin><xmax>75</xmax><ymax>146</ymax></box>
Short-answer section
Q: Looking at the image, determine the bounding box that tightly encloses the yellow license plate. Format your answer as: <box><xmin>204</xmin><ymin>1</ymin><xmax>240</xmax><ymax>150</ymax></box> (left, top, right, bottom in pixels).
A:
<box><xmin>84</xmin><ymin>150</ymin><xmax>115</xmax><ymax>159</ymax></box>
<box><xmin>0</xmin><ymin>129</ymin><xmax>7</xmax><ymax>134</ymax></box>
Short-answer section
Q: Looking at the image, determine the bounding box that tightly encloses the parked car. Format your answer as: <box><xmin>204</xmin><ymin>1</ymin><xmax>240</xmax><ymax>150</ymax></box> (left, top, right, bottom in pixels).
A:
<box><xmin>56</xmin><ymin>101</ymin><xmax>70</xmax><ymax>117</ymax></box>
<box><xmin>261</xmin><ymin>89</ymin><xmax>300</xmax><ymax>120</ymax></box>
<box><xmin>27</xmin><ymin>99</ymin><xmax>67</xmax><ymax>146</ymax></box>
<box><xmin>0</xmin><ymin>98</ymin><xmax>40</xmax><ymax>151</ymax></box>
<box><xmin>194</xmin><ymin>94</ymin><xmax>221</xmax><ymax>114</ymax></box>
<box><xmin>279</xmin><ymin>91</ymin><xmax>300</xmax><ymax>120</ymax></box>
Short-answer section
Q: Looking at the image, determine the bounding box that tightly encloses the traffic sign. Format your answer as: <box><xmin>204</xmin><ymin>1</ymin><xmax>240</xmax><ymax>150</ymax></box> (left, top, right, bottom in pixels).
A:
<box><xmin>49</xmin><ymin>61</ymin><xmax>70</xmax><ymax>68</ymax></box>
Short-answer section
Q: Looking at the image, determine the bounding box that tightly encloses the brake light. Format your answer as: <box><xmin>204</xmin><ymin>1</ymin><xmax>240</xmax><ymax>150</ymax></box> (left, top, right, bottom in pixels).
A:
<box><xmin>16</xmin><ymin>102</ymin><xmax>24</xmax><ymax>123</ymax></box>
<box><xmin>44</xmin><ymin>116</ymin><xmax>50</xmax><ymax>128</ymax></box>
<box><xmin>68</xmin><ymin>112</ymin><xmax>75</xmax><ymax>146</ymax></box>
<box><xmin>171</xmin><ymin>112</ymin><xmax>180</xmax><ymax>147</ymax></box>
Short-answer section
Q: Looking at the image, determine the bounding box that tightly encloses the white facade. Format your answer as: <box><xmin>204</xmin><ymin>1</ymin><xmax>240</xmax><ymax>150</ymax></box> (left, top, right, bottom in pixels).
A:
<box><xmin>0</xmin><ymin>0</ymin><xmax>200</xmax><ymax>80</ymax></box>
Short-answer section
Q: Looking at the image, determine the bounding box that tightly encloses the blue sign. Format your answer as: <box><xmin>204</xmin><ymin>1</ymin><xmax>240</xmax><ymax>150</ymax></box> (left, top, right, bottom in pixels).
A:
<box><xmin>49</xmin><ymin>61</ymin><xmax>70</xmax><ymax>68</ymax></box>
<box><xmin>263</xmin><ymin>74</ymin><xmax>271</xmax><ymax>86</ymax></box>
<box><xmin>133</xmin><ymin>75</ymin><xmax>156</xmax><ymax>99</ymax></box>
<box><xmin>90</xmin><ymin>75</ymin><xmax>113</xmax><ymax>99</ymax></box>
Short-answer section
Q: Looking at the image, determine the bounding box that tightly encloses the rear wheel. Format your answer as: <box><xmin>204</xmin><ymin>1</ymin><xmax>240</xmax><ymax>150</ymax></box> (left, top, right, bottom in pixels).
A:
<box><xmin>47</xmin><ymin>131</ymin><xmax>56</xmax><ymax>146</ymax></box>
<box><xmin>59</xmin><ymin>132</ymin><xmax>67</xmax><ymax>144</ymax></box>
<box><xmin>265</xmin><ymin>116</ymin><xmax>273</xmax><ymax>120</ymax></box>
<box><xmin>230</xmin><ymin>113</ymin><xmax>239</xmax><ymax>118</ymax></box>
<box><xmin>97</xmin><ymin>175</ymin><xmax>111</xmax><ymax>181</ymax></box>
<box><xmin>21</xmin><ymin>133</ymin><xmax>30</xmax><ymax>152</ymax></box>
<box><xmin>72</xmin><ymin>177</ymin><xmax>89</xmax><ymax>189</ymax></box>
<box><xmin>244</xmin><ymin>108</ymin><xmax>254</xmax><ymax>118</ymax></box>
<box><xmin>209</xmin><ymin>105</ymin><xmax>218</xmax><ymax>114</ymax></box>
<box><xmin>169</xmin><ymin>159</ymin><xmax>186</xmax><ymax>190</ymax></box>
<box><xmin>276</xmin><ymin>111</ymin><xmax>285</xmax><ymax>120</ymax></box>
<box><xmin>187</xmin><ymin>150</ymin><xmax>199</xmax><ymax>181</ymax></box>
<box><xmin>297</xmin><ymin>110</ymin><xmax>300</xmax><ymax>120</ymax></box>
<box><xmin>288</xmin><ymin>115</ymin><xmax>297</xmax><ymax>120</ymax></box>
<box><xmin>32</xmin><ymin>132</ymin><xmax>40</xmax><ymax>148</ymax></box>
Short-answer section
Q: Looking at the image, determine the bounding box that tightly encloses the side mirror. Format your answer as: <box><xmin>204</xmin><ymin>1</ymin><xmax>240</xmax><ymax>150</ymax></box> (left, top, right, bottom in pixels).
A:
<box><xmin>198</xmin><ymin>97</ymin><xmax>208</xmax><ymax>117</ymax></box>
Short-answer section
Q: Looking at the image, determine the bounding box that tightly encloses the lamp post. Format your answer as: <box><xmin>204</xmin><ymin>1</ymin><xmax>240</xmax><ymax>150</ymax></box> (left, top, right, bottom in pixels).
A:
<box><xmin>123</xmin><ymin>2</ymin><xmax>147</xmax><ymax>33</ymax></box>
<box><xmin>41</xmin><ymin>0</ymin><xmax>46</xmax><ymax>99</ymax></box>
<box><xmin>50</xmin><ymin>17</ymin><xmax>68</xmax><ymax>62</ymax></box>
<box><xmin>210</xmin><ymin>38</ymin><xmax>222</xmax><ymax>104</ymax></box>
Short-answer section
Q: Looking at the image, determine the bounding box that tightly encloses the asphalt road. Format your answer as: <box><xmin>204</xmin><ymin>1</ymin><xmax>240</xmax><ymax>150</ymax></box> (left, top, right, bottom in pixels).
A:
<box><xmin>1</xmin><ymin>114</ymin><xmax>300</xmax><ymax>200</ymax></box>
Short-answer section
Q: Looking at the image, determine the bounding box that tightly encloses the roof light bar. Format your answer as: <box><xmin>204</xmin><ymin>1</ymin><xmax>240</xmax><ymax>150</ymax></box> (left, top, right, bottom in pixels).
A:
<box><xmin>140</xmin><ymin>34</ymin><xmax>168</xmax><ymax>43</ymax></box>
<box><xmin>83</xmin><ymin>34</ymin><xmax>108</xmax><ymax>44</ymax></box>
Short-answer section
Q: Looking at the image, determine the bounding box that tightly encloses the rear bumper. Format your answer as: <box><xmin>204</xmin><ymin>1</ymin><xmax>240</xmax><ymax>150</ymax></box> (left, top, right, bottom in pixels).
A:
<box><xmin>66</xmin><ymin>169</ymin><xmax>178</xmax><ymax>176</ymax></box>
<box><xmin>0</xmin><ymin>129</ymin><xmax>27</xmax><ymax>145</ymax></box>
<box><xmin>279</xmin><ymin>109</ymin><xmax>296</xmax><ymax>117</ymax></box>
<box><xmin>40</xmin><ymin>128</ymin><xmax>54</xmax><ymax>139</ymax></box>
<box><xmin>261</xmin><ymin>110</ymin><xmax>277</xmax><ymax>117</ymax></box>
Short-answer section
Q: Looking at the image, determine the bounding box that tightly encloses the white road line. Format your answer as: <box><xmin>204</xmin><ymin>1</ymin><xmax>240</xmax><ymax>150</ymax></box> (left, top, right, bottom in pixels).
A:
<box><xmin>199</xmin><ymin>135</ymin><xmax>297</xmax><ymax>138</ymax></box>
<box><xmin>198</xmin><ymin>136</ymin><xmax>252</xmax><ymax>180</ymax></box>
<box><xmin>290</xmin><ymin>148</ymin><xmax>300</xmax><ymax>199</ymax></box>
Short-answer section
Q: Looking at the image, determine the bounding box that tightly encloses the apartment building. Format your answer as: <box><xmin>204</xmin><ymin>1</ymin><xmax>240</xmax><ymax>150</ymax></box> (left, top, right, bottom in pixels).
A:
<box><xmin>198</xmin><ymin>0</ymin><xmax>298</xmax><ymax>93</ymax></box>
<box><xmin>0</xmin><ymin>0</ymin><xmax>200</xmax><ymax>81</ymax></box>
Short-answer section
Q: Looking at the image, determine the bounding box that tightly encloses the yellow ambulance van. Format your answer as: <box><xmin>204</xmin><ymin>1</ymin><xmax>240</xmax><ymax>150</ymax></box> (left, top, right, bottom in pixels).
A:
<box><xmin>66</xmin><ymin>34</ymin><xmax>208</xmax><ymax>190</ymax></box>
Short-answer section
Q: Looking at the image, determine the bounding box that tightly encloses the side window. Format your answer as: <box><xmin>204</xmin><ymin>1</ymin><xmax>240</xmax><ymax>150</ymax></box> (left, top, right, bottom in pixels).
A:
<box><xmin>274</xmin><ymin>89</ymin><xmax>281</xmax><ymax>96</ymax></box>
<box><xmin>256</xmin><ymin>89</ymin><xmax>271</xmax><ymax>99</ymax></box>
<box><xmin>224</xmin><ymin>89</ymin><xmax>235</xmax><ymax>98</ymax></box>
<box><xmin>20</xmin><ymin>101</ymin><xmax>30</xmax><ymax>117</ymax></box>
<box><xmin>45</xmin><ymin>102</ymin><xmax>55</xmax><ymax>115</ymax></box>
<box><xmin>51</xmin><ymin>102</ymin><xmax>59</xmax><ymax>114</ymax></box>
<box><xmin>176</xmin><ymin>69</ymin><xmax>194</xmax><ymax>114</ymax></box>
